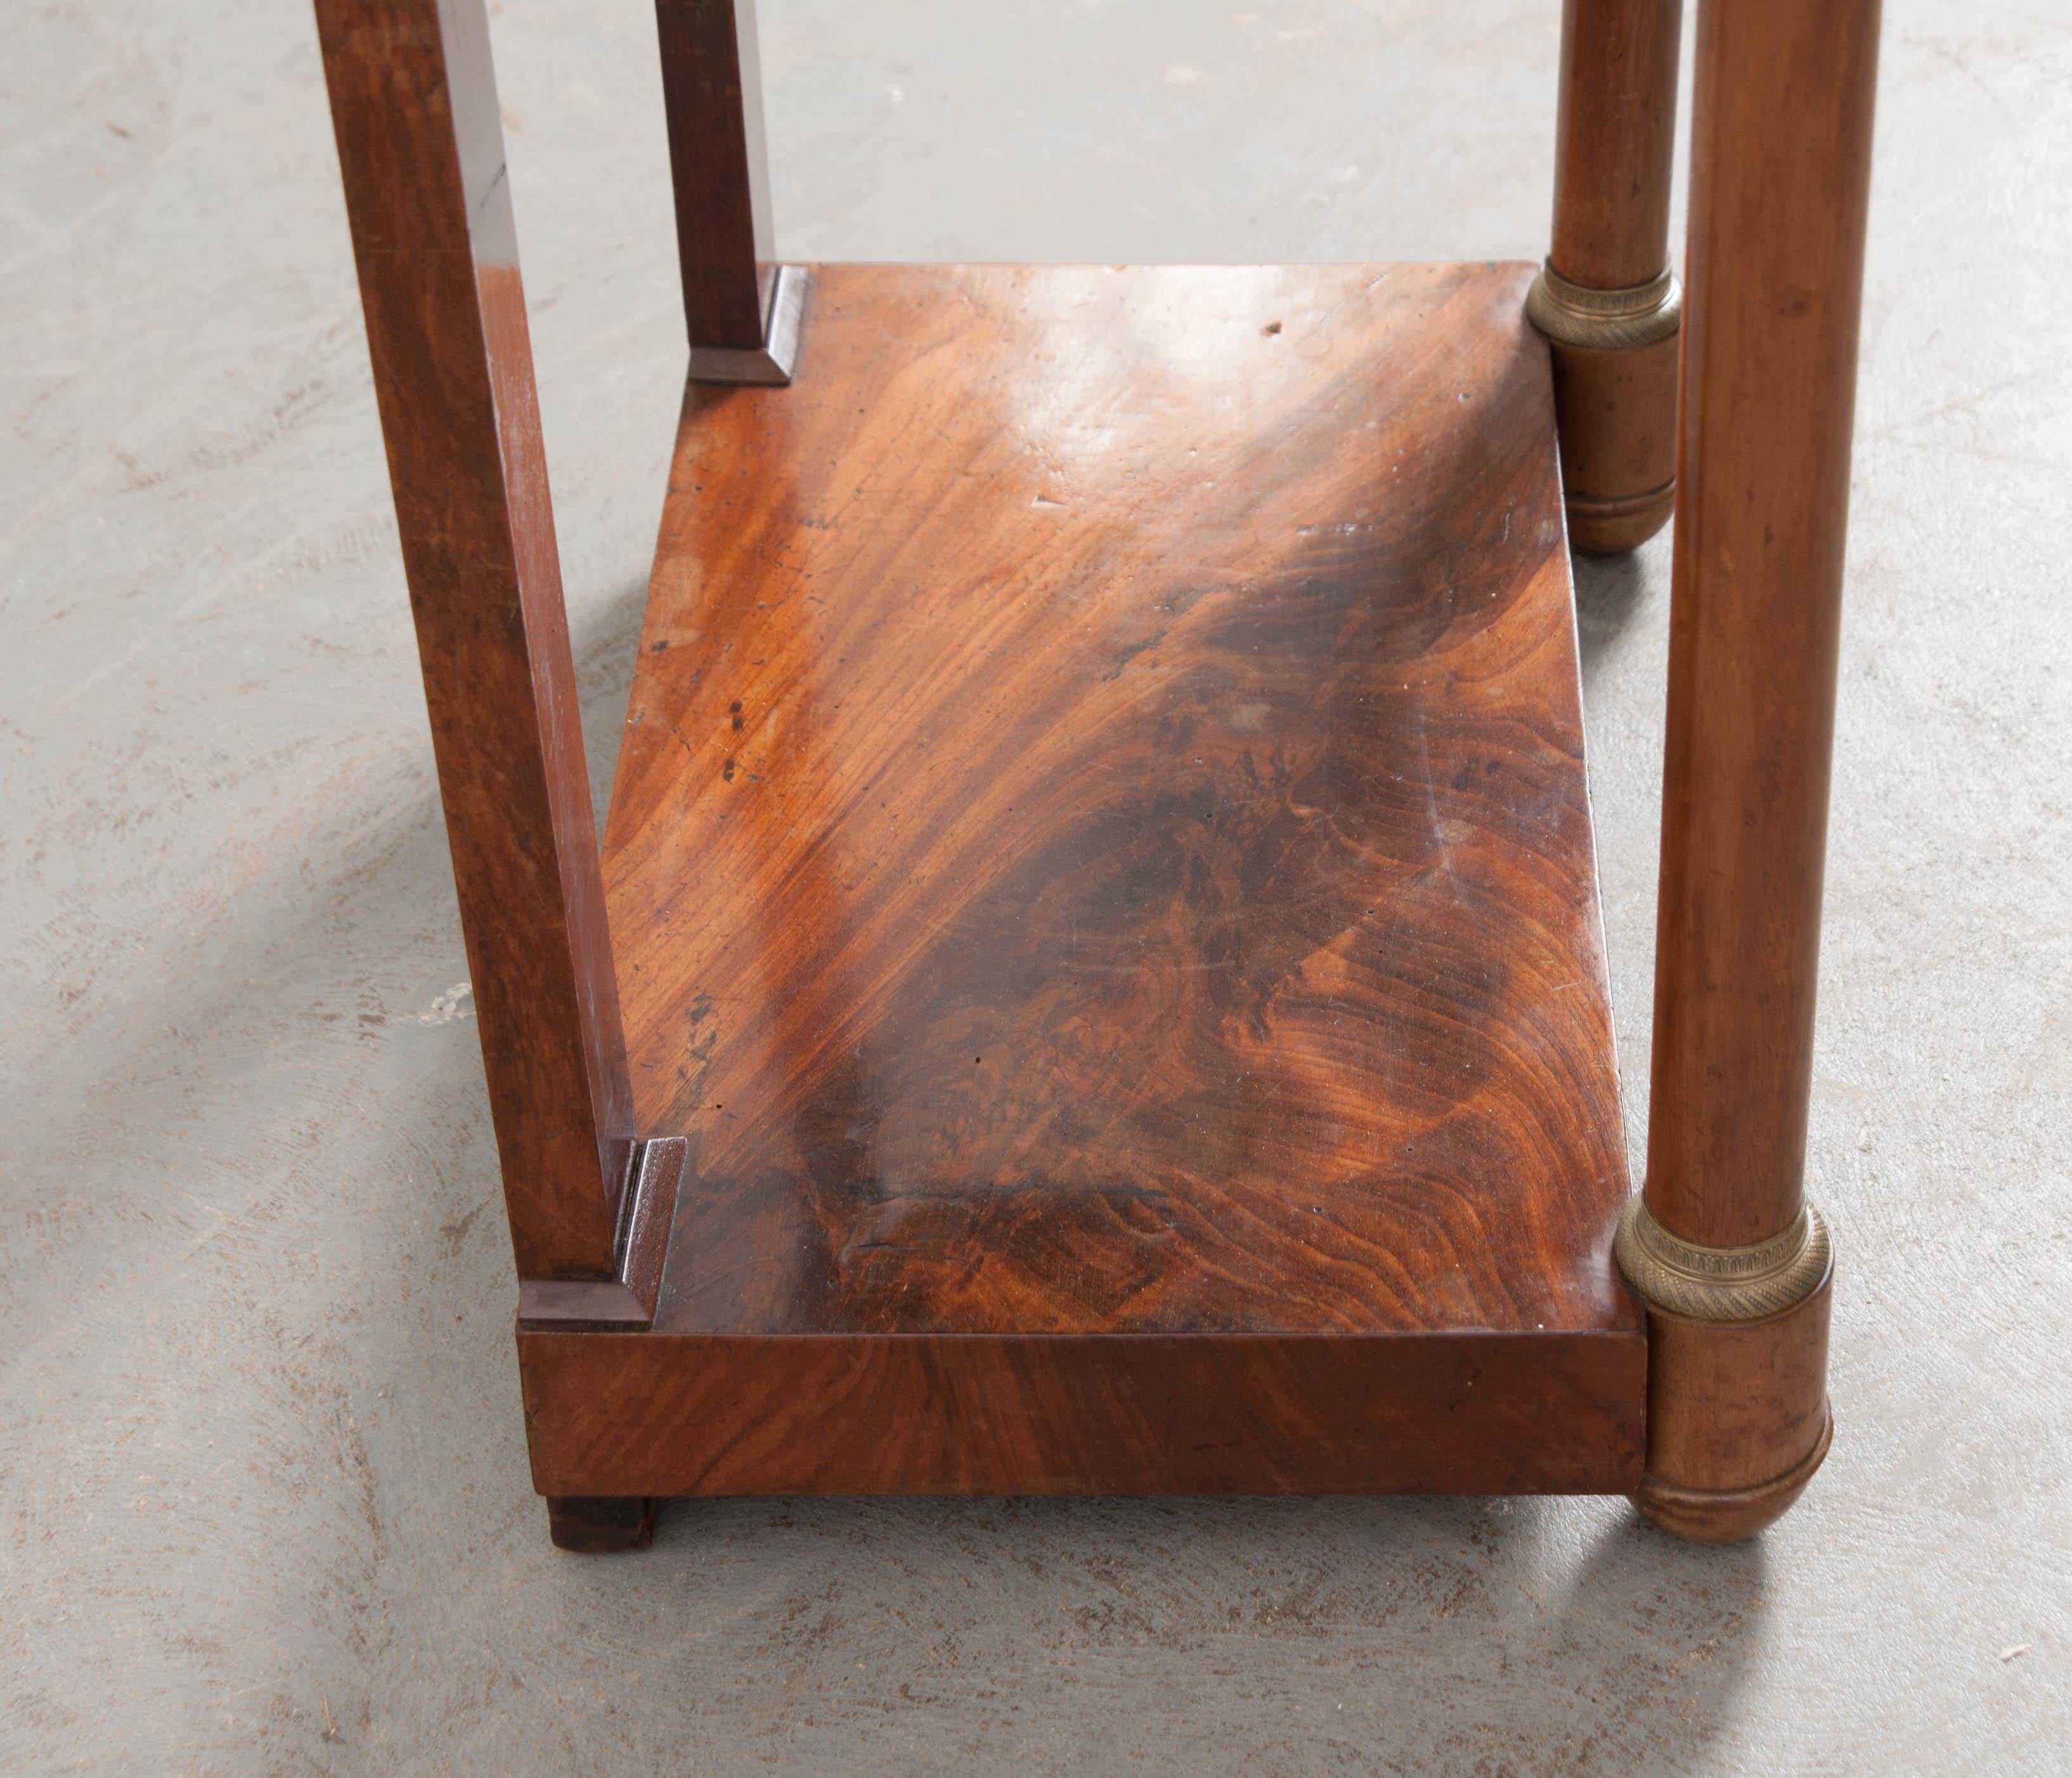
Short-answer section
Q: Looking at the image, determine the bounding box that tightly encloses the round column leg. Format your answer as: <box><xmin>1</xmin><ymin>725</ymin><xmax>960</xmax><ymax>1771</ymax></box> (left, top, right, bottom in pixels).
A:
<box><xmin>1635</xmin><ymin>0</ymin><xmax>1880</xmax><ymax>1541</ymax></box>
<box><xmin>1532</xmin><ymin>0</ymin><xmax>1685</xmax><ymax>553</ymax></box>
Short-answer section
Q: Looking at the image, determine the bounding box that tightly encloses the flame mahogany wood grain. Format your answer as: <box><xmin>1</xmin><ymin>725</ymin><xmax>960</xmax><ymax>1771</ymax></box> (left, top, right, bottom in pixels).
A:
<box><xmin>311</xmin><ymin>0</ymin><xmax>1879</xmax><ymax>1528</ymax></box>
<box><xmin>521</xmin><ymin>1331</ymin><xmax>1644</xmax><ymax>1497</ymax></box>
<box><xmin>315</xmin><ymin>0</ymin><xmax>633</xmax><ymax>1277</ymax></box>
<box><xmin>656</xmin><ymin>0</ymin><xmax>776</xmax><ymax>351</ymax></box>
<box><xmin>518</xmin><ymin>263</ymin><xmax>1646</xmax><ymax>1497</ymax></box>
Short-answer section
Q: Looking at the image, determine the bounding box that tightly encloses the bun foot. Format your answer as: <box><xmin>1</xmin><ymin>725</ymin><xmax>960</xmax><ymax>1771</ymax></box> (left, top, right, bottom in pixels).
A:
<box><xmin>1528</xmin><ymin>267</ymin><xmax>1682</xmax><ymax>558</ymax></box>
<box><xmin>1636</xmin><ymin>1402</ymin><xmax>1832</xmax><ymax>1543</ymax></box>
<box><xmin>1568</xmin><ymin>480</ymin><xmax>1676</xmax><ymax>555</ymax></box>
<box><xmin>1617</xmin><ymin>1195</ymin><xmax>1836</xmax><ymax>1543</ymax></box>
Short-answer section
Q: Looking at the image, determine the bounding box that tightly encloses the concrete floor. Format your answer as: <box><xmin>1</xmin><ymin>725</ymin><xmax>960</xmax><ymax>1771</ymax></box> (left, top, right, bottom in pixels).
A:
<box><xmin>4</xmin><ymin>0</ymin><xmax>2068</xmax><ymax>1771</ymax></box>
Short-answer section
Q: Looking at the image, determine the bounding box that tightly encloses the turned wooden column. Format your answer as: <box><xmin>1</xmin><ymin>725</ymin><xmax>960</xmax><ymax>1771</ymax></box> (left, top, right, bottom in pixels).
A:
<box><xmin>1531</xmin><ymin>0</ymin><xmax>1685</xmax><ymax>553</ymax></box>
<box><xmin>1621</xmin><ymin>0</ymin><xmax>1882</xmax><ymax>1541</ymax></box>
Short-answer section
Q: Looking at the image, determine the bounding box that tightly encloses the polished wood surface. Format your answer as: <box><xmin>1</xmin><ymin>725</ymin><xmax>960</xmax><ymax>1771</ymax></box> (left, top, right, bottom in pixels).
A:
<box><xmin>1629</xmin><ymin>0</ymin><xmax>1881</xmax><ymax>1537</ymax></box>
<box><xmin>532</xmin><ymin>262</ymin><xmax>1648</xmax><ymax>1495</ymax></box>
<box><xmin>521</xmin><ymin>1330</ymin><xmax>1643</xmax><ymax>1497</ymax></box>
<box><xmin>1546</xmin><ymin>333</ymin><xmax>1680</xmax><ymax>555</ymax></box>
<box><xmin>515</xmin><ymin>1137</ymin><xmax>685</xmax><ymax>1329</ymax></box>
<box><xmin>315</xmin><ymin>0</ymin><xmax>632</xmax><ymax>1278</ymax></box>
<box><xmin>611</xmin><ymin>263</ymin><xmax>1632</xmax><ymax>1341</ymax></box>
<box><xmin>311</xmin><ymin>0</ymin><xmax>1882</xmax><ymax>1536</ymax></box>
<box><xmin>656</xmin><ymin>0</ymin><xmax>776</xmax><ymax>352</ymax></box>
<box><xmin>1635</xmin><ymin>1275</ymin><xmax>1834</xmax><ymax>1542</ymax></box>
<box><xmin>1647</xmin><ymin>0</ymin><xmax>1882</xmax><ymax>1251</ymax></box>
<box><xmin>1543</xmin><ymin>0</ymin><xmax>1684</xmax><ymax>553</ymax></box>
<box><xmin>1550</xmin><ymin>0</ymin><xmax>1684</xmax><ymax>289</ymax></box>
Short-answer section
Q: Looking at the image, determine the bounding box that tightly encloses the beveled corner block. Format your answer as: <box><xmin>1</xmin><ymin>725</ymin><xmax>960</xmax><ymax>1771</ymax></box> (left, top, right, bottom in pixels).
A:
<box><xmin>685</xmin><ymin>264</ymin><xmax>808</xmax><ymax>385</ymax></box>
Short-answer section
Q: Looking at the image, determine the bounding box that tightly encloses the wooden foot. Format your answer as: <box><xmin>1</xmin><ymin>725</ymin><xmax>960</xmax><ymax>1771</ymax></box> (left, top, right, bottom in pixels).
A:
<box><xmin>1529</xmin><ymin>276</ymin><xmax>1681</xmax><ymax>555</ymax></box>
<box><xmin>1622</xmin><ymin>1219</ymin><xmax>1834</xmax><ymax>1540</ymax></box>
<box><xmin>1617</xmin><ymin>1197</ymin><xmax>1834</xmax><ymax>1541</ymax></box>
<box><xmin>1636</xmin><ymin>1396</ymin><xmax>1834</xmax><ymax>1543</ymax></box>
<box><xmin>686</xmin><ymin>262</ymin><xmax>808</xmax><ymax>387</ymax></box>
<box><xmin>1565</xmin><ymin>475</ymin><xmax>1678</xmax><ymax>558</ymax></box>
<box><xmin>546</xmin><ymin>1495</ymin><xmax>656</xmax><ymax>1552</ymax></box>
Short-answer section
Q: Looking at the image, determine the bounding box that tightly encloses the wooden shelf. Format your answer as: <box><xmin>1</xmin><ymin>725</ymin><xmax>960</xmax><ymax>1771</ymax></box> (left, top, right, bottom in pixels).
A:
<box><xmin>518</xmin><ymin>262</ymin><xmax>1644</xmax><ymax>1499</ymax></box>
<box><xmin>322</xmin><ymin>0</ymin><xmax>1876</xmax><ymax>1545</ymax></box>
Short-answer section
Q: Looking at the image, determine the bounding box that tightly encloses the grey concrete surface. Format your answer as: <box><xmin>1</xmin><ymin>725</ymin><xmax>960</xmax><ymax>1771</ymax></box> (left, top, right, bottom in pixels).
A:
<box><xmin>4</xmin><ymin>1</ymin><xmax>2068</xmax><ymax>1772</ymax></box>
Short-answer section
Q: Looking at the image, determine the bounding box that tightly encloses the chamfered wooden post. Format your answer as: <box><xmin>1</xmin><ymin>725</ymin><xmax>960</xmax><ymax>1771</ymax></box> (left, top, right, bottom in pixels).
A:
<box><xmin>314</xmin><ymin>0</ymin><xmax>635</xmax><ymax>1279</ymax></box>
<box><xmin>1619</xmin><ymin>0</ymin><xmax>1882</xmax><ymax>1540</ymax></box>
<box><xmin>1530</xmin><ymin>0</ymin><xmax>1685</xmax><ymax>553</ymax></box>
<box><xmin>655</xmin><ymin>0</ymin><xmax>806</xmax><ymax>383</ymax></box>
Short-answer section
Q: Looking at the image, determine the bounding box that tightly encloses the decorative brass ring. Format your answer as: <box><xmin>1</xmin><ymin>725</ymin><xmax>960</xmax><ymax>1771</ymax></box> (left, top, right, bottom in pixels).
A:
<box><xmin>1614</xmin><ymin>1195</ymin><xmax>1831</xmax><ymax>1322</ymax></box>
<box><xmin>1526</xmin><ymin>261</ymin><xmax>1683</xmax><ymax>352</ymax></box>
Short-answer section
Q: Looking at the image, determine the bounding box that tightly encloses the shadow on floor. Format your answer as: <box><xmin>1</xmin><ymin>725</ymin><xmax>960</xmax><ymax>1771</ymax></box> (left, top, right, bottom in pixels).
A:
<box><xmin>1572</xmin><ymin>544</ymin><xmax>1652</xmax><ymax>693</ymax></box>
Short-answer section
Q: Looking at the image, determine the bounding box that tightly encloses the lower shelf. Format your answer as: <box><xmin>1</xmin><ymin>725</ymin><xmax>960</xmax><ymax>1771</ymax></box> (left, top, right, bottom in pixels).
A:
<box><xmin>520</xmin><ymin>1330</ymin><xmax>1642</xmax><ymax>1497</ymax></box>
<box><xmin>525</xmin><ymin>261</ymin><xmax>1643</xmax><ymax>1498</ymax></box>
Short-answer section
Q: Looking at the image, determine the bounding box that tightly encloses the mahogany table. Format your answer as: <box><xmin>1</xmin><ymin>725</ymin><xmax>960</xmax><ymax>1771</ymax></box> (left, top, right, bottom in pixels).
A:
<box><xmin>313</xmin><ymin>0</ymin><xmax>1877</xmax><ymax>1549</ymax></box>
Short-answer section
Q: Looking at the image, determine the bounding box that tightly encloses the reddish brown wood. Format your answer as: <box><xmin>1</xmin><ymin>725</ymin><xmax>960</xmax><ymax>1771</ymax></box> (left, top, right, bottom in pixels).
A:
<box><xmin>1550</xmin><ymin>0</ymin><xmax>1685</xmax><ymax>290</ymax></box>
<box><xmin>516</xmin><ymin>1137</ymin><xmax>685</xmax><ymax>1328</ymax></box>
<box><xmin>1541</xmin><ymin>0</ymin><xmax>1685</xmax><ymax>554</ymax></box>
<box><xmin>310</xmin><ymin>0</ymin><xmax>1890</xmax><ymax>1533</ymax></box>
<box><xmin>1636</xmin><ymin>1273</ymin><xmax>1834</xmax><ymax>1542</ymax></box>
<box><xmin>656</xmin><ymin>0</ymin><xmax>775</xmax><ymax>352</ymax></box>
<box><xmin>1647</xmin><ymin>0</ymin><xmax>1882</xmax><ymax>1252</ymax></box>
<box><xmin>512</xmin><ymin>263</ymin><xmax>1648</xmax><ymax>1497</ymax></box>
<box><xmin>315</xmin><ymin>0</ymin><xmax>633</xmax><ymax>1277</ymax></box>
<box><xmin>1546</xmin><ymin>333</ymin><xmax>1680</xmax><ymax>555</ymax></box>
<box><xmin>522</xmin><ymin>1332</ymin><xmax>1643</xmax><ymax>1497</ymax></box>
<box><xmin>1631</xmin><ymin>0</ymin><xmax>1881</xmax><ymax>1540</ymax></box>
